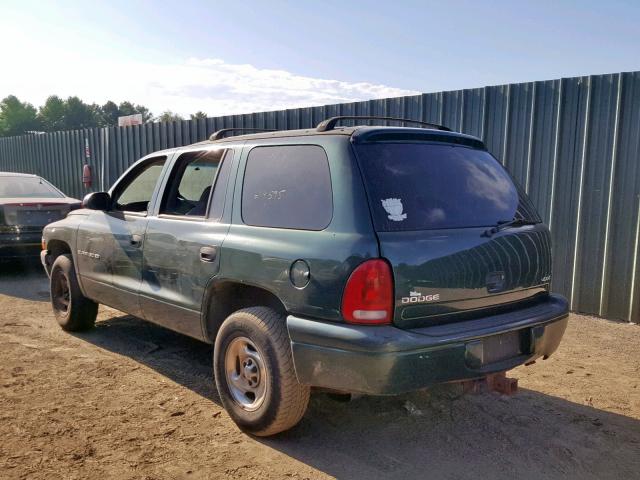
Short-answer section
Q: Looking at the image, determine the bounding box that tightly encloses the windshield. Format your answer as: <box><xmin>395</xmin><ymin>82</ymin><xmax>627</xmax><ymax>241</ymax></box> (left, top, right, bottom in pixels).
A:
<box><xmin>0</xmin><ymin>176</ymin><xmax>64</xmax><ymax>198</ymax></box>
<box><xmin>355</xmin><ymin>142</ymin><xmax>540</xmax><ymax>231</ymax></box>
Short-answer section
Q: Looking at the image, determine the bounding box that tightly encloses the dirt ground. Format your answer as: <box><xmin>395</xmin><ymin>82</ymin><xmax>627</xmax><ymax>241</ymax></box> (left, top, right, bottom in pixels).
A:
<box><xmin>0</xmin><ymin>260</ymin><xmax>639</xmax><ymax>480</ymax></box>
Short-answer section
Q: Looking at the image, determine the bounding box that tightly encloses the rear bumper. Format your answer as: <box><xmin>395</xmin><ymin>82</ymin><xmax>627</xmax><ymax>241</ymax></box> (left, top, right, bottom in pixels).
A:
<box><xmin>287</xmin><ymin>294</ymin><xmax>569</xmax><ymax>395</ymax></box>
<box><xmin>0</xmin><ymin>230</ymin><xmax>42</xmax><ymax>258</ymax></box>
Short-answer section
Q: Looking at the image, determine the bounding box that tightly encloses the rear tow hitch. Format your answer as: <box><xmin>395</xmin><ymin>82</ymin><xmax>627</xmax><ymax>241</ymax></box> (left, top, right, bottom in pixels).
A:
<box><xmin>461</xmin><ymin>372</ymin><xmax>519</xmax><ymax>396</ymax></box>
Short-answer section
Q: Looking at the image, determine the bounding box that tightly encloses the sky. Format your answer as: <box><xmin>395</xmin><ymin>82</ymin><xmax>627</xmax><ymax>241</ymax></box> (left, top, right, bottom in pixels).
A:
<box><xmin>0</xmin><ymin>0</ymin><xmax>638</xmax><ymax>117</ymax></box>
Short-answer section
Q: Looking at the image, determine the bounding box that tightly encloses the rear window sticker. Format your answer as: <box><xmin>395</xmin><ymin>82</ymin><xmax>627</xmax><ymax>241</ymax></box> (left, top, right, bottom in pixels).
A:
<box><xmin>381</xmin><ymin>198</ymin><xmax>407</xmax><ymax>221</ymax></box>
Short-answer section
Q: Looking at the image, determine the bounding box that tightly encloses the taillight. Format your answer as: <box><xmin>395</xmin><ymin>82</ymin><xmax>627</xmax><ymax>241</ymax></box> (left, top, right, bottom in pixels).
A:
<box><xmin>341</xmin><ymin>259</ymin><xmax>393</xmax><ymax>325</ymax></box>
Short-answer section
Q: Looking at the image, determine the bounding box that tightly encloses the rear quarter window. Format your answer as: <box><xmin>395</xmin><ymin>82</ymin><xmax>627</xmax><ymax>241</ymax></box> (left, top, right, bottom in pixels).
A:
<box><xmin>242</xmin><ymin>145</ymin><xmax>332</xmax><ymax>230</ymax></box>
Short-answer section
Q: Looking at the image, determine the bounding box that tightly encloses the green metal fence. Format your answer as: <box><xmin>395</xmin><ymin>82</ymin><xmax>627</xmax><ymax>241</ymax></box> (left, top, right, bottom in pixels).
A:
<box><xmin>1</xmin><ymin>71</ymin><xmax>639</xmax><ymax>323</ymax></box>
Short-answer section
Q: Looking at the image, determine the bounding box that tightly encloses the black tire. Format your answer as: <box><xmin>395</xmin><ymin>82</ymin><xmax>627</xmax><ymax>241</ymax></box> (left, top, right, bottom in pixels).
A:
<box><xmin>50</xmin><ymin>254</ymin><xmax>98</xmax><ymax>332</ymax></box>
<box><xmin>214</xmin><ymin>307</ymin><xmax>310</xmax><ymax>436</ymax></box>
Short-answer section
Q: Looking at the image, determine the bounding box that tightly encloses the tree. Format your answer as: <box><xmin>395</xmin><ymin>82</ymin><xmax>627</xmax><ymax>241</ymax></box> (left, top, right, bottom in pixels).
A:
<box><xmin>117</xmin><ymin>101</ymin><xmax>153</xmax><ymax>123</ymax></box>
<box><xmin>38</xmin><ymin>96</ymin><xmax>101</xmax><ymax>131</ymax></box>
<box><xmin>64</xmin><ymin>96</ymin><xmax>100</xmax><ymax>129</ymax></box>
<box><xmin>136</xmin><ymin>105</ymin><xmax>153</xmax><ymax>123</ymax></box>
<box><xmin>117</xmin><ymin>101</ymin><xmax>137</xmax><ymax>117</ymax></box>
<box><xmin>190</xmin><ymin>111</ymin><xmax>208</xmax><ymax>120</ymax></box>
<box><xmin>135</xmin><ymin>104</ymin><xmax>154</xmax><ymax>123</ymax></box>
<box><xmin>39</xmin><ymin>95</ymin><xmax>67</xmax><ymax>131</ymax></box>
<box><xmin>99</xmin><ymin>100</ymin><xmax>120</xmax><ymax>127</ymax></box>
<box><xmin>0</xmin><ymin>94</ymin><xmax>157</xmax><ymax>134</ymax></box>
<box><xmin>157</xmin><ymin>110</ymin><xmax>184</xmax><ymax>122</ymax></box>
<box><xmin>0</xmin><ymin>95</ymin><xmax>40</xmax><ymax>137</ymax></box>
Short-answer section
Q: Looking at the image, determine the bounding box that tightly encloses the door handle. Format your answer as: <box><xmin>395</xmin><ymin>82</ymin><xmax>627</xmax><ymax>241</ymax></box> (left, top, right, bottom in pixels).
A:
<box><xmin>130</xmin><ymin>234</ymin><xmax>143</xmax><ymax>247</ymax></box>
<box><xmin>200</xmin><ymin>246</ymin><xmax>218</xmax><ymax>263</ymax></box>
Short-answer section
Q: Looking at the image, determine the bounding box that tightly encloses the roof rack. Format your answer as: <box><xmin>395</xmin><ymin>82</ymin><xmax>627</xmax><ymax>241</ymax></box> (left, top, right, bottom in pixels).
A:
<box><xmin>209</xmin><ymin>128</ymin><xmax>276</xmax><ymax>141</ymax></box>
<box><xmin>316</xmin><ymin>116</ymin><xmax>451</xmax><ymax>132</ymax></box>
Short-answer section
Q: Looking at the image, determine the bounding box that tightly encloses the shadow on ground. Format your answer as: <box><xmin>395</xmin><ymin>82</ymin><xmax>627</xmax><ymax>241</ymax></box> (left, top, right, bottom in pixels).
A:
<box><xmin>79</xmin><ymin>313</ymin><xmax>640</xmax><ymax>480</ymax></box>
<box><xmin>76</xmin><ymin>313</ymin><xmax>218</xmax><ymax>399</ymax></box>
<box><xmin>0</xmin><ymin>258</ymin><xmax>49</xmax><ymax>302</ymax></box>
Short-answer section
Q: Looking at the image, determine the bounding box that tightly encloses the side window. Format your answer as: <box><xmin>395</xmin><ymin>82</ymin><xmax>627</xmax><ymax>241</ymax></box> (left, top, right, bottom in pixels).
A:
<box><xmin>113</xmin><ymin>157</ymin><xmax>166</xmax><ymax>213</ymax></box>
<box><xmin>209</xmin><ymin>150</ymin><xmax>234</xmax><ymax>221</ymax></box>
<box><xmin>242</xmin><ymin>145</ymin><xmax>332</xmax><ymax>230</ymax></box>
<box><xmin>160</xmin><ymin>149</ymin><xmax>225</xmax><ymax>217</ymax></box>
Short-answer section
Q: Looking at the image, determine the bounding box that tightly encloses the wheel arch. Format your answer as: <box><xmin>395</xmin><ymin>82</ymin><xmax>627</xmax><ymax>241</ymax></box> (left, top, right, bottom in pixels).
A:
<box><xmin>45</xmin><ymin>238</ymin><xmax>91</xmax><ymax>298</ymax></box>
<box><xmin>44</xmin><ymin>239</ymin><xmax>73</xmax><ymax>276</ymax></box>
<box><xmin>201</xmin><ymin>279</ymin><xmax>288</xmax><ymax>344</ymax></box>
<box><xmin>47</xmin><ymin>239</ymin><xmax>72</xmax><ymax>259</ymax></box>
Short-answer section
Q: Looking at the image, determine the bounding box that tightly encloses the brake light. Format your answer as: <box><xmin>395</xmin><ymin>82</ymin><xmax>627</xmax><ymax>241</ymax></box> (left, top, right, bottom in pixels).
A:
<box><xmin>342</xmin><ymin>259</ymin><xmax>393</xmax><ymax>325</ymax></box>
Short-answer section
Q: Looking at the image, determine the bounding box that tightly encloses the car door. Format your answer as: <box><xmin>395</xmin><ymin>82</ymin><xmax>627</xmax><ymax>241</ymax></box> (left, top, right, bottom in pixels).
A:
<box><xmin>139</xmin><ymin>147</ymin><xmax>236</xmax><ymax>339</ymax></box>
<box><xmin>76</xmin><ymin>155</ymin><xmax>169</xmax><ymax>316</ymax></box>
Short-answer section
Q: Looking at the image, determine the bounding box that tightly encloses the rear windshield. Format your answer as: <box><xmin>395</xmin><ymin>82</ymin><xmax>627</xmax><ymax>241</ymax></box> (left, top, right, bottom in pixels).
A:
<box><xmin>0</xmin><ymin>176</ymin><xmax>64</xmax><ymax>198</ymax></box>
<box><xmin>355</xmin><ymin>143</ymin><xmax>539</xmax><ymax>231</ymax></box>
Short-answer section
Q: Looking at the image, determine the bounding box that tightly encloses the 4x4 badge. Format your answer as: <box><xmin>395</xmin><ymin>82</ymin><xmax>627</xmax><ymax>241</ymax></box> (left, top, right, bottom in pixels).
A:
<box><xmin>381</xmin><ymin>198</ymin><xmax>407</xmax><ymax>221</ymax></box>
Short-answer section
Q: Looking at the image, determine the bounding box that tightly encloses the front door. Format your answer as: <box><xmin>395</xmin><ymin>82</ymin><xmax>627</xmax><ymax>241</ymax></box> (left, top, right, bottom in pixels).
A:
<box><xmin>139</xmin><ymin>147</ymin><xmax>235</xmax><ymax>339</ymax></box>
<box><xmin>77</xmin><ymin>155</ymin><xmax>168</xmax><ymax>316</ymax></box>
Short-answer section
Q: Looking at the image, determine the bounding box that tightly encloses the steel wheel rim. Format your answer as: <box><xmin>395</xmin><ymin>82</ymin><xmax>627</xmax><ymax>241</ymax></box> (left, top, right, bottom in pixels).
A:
<box><xmin>52</xmin><ymin>270</ymin><xmax>70</xmax><ymax>313</ymax></box>
<box><xmin>224</xmin><ymin>336</ymin><xmax>268</xmax><ymax>411</ymax></box>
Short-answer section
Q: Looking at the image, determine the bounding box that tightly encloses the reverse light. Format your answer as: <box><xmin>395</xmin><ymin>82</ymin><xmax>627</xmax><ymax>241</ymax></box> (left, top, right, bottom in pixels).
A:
<box><xmin>341</xmin><ymin>259</ymin><xmax>394</xmax><ymax>325</ymax></box>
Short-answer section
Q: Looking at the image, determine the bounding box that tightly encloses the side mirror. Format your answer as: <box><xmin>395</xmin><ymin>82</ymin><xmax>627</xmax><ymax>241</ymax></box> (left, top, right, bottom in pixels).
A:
<box><xmin>82</xmin><ymin>192</ymin><xmax>111</xmax><ymax>211</ymax></box>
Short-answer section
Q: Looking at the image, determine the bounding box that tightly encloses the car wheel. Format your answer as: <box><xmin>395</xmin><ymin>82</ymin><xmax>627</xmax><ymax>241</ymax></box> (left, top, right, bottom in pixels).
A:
<box><xmin>214</xmin><ymin>307</ymin><xmax>310</xmax><ymax>436</ymax></box>
<box><xmin>50</xmin><ymin>254</ymin><xmax>98</xmax><ymax>332</ymax></box>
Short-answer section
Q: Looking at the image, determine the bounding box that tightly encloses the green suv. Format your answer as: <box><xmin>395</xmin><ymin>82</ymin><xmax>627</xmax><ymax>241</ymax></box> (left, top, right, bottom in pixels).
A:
<box><xmin>41</xmin><ymin>116</ymin><xmax>569</xmax><ymax>436</ymax></box>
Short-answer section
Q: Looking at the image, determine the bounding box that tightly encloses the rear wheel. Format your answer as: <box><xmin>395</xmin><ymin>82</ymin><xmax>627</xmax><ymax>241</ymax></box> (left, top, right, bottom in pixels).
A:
<box><xmin>214</xmin><ymin>307</ymin><xmax>310</xmax><ymax>436</ymax></box>
<box><xmin>50</xmin><ymin>254</ymin><xmax>98</xmax><ymax>331</ymax></box>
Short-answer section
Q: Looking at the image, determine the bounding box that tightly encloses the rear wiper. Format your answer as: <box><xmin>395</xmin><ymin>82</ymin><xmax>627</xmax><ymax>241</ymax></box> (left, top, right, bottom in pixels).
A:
<box><xmin>482</xmin><ymin>218</ymin><xmax>540</xmax><ymax>237</ymax></box>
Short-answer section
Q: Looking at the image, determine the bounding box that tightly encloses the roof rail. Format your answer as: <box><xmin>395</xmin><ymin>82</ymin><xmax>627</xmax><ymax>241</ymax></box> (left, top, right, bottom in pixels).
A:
<box><xmin>316</xmin><ymin>116</ymin><xmax>451</xmax><ymax>132</ymax></box>
<box><xmin>209</xmin><ymin>128</ymin><xmax>276</xmax><ymax>141</ymax></box>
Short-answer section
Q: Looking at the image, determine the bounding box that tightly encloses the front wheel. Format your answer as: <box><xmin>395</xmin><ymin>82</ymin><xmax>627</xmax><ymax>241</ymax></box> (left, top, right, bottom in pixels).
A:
<box><xmin>213</xmin><ymin>307</ymin><xmax>310</xmax><ymax>436</ymax></box>
<box><xmin>50</xmin><ymin>254</ymin><xmax>98</xmax><ymax>331</ymax></box>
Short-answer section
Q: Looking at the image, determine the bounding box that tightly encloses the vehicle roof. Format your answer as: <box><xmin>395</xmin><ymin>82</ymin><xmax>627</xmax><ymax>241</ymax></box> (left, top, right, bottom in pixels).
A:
<box><xmin>186</xmin><ymin>125</ymin><xmax>483</xmax><ymax>147</ymax></box>
<box><xmin>0</xmin><ymin>172</ymin><xmax>39</xmax><ymax>178</ymax></box>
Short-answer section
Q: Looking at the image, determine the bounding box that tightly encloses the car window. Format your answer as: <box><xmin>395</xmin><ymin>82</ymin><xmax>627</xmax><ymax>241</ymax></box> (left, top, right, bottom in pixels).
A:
<box><xmin>113</xmin><ymin>157</ymin><xmax>166</xmax><ymax>213</ymax></box>
<box><xmin>0</xmin><ymin>176</ymin><xmax>64</xmax><ymax>198</ymax></box>
<box><xmin>355</xmin><ymin>143</ymin><xmax>540</xmax><ymax>231</ymax></box>
<box><xmin>242</xmin><ymin>145</ymin><xmax>332</xmax><ymax>230</ymax></box>
<box><xmin>160</xmin><ymin>149</ymin><xmax>225</xmax><ymax>217</ymax></box>
<box><xmin>209</xmin><ymin>150</ymin><xmax>234</xmax><ymax>221</ymax></box>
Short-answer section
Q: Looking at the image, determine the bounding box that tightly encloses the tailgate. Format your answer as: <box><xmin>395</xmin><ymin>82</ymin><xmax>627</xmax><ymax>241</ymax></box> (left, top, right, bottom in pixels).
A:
<box><xmin>379</xmin><ymin>225</ymin><xmax>552</xmax><ymax>328</ymax></box>
<box><xmin>352</xmin><ymin>134</ymin><xmax>550</xmax><ymax>329</ymax></box>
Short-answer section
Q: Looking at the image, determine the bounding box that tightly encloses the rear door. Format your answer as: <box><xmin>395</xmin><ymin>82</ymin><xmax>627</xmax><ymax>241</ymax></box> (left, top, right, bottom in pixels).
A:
<box><xmin>353</xmin><ymin>134</ymin><xmax>551</xmax><ymax>329</ymax></box>
<box><xmin>139</xmin><ymin>147</ymin><xmax>235</xmax><ymax>339</ymax></box>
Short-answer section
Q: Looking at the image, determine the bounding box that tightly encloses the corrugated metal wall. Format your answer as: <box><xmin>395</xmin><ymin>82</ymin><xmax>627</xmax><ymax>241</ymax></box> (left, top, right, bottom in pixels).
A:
<box><xmin>1</xmin><ymin>71</ymin><xmax>639</xmax><ymax>322</ymax></box>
